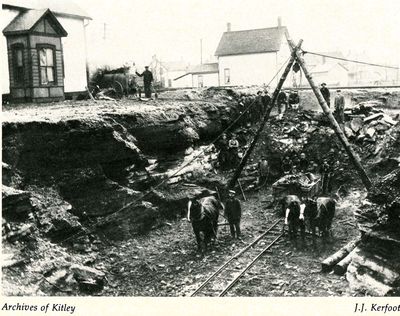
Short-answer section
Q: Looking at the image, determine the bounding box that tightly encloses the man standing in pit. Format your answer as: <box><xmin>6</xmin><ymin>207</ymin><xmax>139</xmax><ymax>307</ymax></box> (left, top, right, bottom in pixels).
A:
<box><xmin>262</xmin><ymin>89</ymin><xmax>271</xmax><ymax>115</ymax></box>
<box><xmin>298</xmin><ymin>153</ymin><xmax>309</xmax><ymax>173</ymax></box>
<box><xmin>224</xmin><ymin>190</ymin><xmax>242</xmax><ymax>239</ymax></box>
<box><xmin>277</xmin><ymin>90</ymin><xmax>287</xmax><ymax>120</ymax></box>
<box><xmin>228</xmin><ymin>135</ymin><xmax>240</xmax><ymax>168</ymax></box>
<box><xmin>334</xmin><ymin>89</ymin><xmax>345</xmax><ymax>129</ymax></box>
<box><xmin>258</xmin><ymin>156</ymin><xmax>269</xmax><ymax>187</ymax></box>
<box><xmin>136</xmin><ymin>66</ymin><xmax>154</xmax><ymax>98</ymax></box>
<box><xmin>320</xmin><ymin>83</ymin><xmax>331</xmax><ymax>107</ymax></box>
<box><xmin>288</xmin><ymin>90</ymin><xmax>300</xmax><ymax>111</ymax></box>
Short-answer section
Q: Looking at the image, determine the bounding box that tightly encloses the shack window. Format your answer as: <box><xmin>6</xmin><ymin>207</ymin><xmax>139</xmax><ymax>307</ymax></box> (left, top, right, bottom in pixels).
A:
<box><xmin>38</xmin><ymin>47</ymin><xmax>55</xmax><ymax>84</ymax></box>
<box><xmin>12</xmin><ymin>46</ymin><xmax>24</xmax><ymax>85</ymax></box>
<box><xmin>224</xmin><ymin>68</ymin><xmax>230</xmax><ymax>84</ymax></box>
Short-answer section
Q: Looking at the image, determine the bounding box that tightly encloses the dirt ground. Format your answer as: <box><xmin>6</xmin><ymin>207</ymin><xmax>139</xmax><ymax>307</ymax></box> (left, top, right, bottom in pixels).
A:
<box><xmin>94</xmin><ymin>186</ymin><xmax>363</xmax><ymax>297</ymax></box>
<box><xmin>2</xmin><ymin>87</ymin><xmax>398</xmax><ymax>297</ymax></box>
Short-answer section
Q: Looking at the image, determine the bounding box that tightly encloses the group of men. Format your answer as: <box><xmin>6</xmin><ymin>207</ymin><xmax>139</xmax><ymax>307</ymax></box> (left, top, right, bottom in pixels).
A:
<box><xmin>215</xmin><ymin>133</ymin><xmax>241</xmax><ymax>170</ymax></box>
<box><xmin>280</xmin><ymin>149</ymin><xmax>338</xmax><ymax>195</ymax></box>
<box><xmin>281</xmin><ymin>152</ymin><xmax>310</xmax><ymax>175</ymax></box>
<box><xmin>277</xmin><ymin>90</ymin><xmax>300</xmax><ymax>120</ymax></box>
<box><xmin>238</xmin><ymin>90</ymin><xmax>271</xmax><ymax>125</ymax></box>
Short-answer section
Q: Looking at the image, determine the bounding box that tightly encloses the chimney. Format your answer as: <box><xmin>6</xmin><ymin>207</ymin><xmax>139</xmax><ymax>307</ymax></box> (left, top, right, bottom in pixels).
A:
<box><xmin>227</xmin><ymin>22</ymin><xmax>231</xmax><ymax>32</ymax></box>
<box><xmin>277</xmin><ymin>16</ymin><xmax>282</xmax><ymax>27</ymax></box>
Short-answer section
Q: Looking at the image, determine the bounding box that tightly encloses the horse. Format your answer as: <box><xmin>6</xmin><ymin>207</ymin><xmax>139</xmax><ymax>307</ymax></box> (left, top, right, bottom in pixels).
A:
<box><xmin>304</xmin><ymin>197</ymin><xmax>336</xmax><ymax>244</ymax></box>
<box><xmin>187</xmin><ymin>196</ymin><xmax>222</xmax><ymax>251</ymax></box>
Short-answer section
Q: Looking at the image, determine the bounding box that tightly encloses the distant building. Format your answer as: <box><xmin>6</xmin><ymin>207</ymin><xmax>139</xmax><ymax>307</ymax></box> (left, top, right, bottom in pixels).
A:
<box><xmin>149</xmin><ymin>56</ymin><xmax>190</xmax><ymax>88</ymax></box>
<box><xmin>346</xmin><ymin>52</ymin><xmax>399</xmax><ymax>86</ymax></box>
<box><xmin>174</xmin><ymin>62</ymin><xmax>219</xmax><ymax>88</ymax></box>
<box><xmin>309</xmin><ymin>63</ymin><xmax>349</xmax><ymax>87</ymax></box>
<box><xmin>215</xmin><ymin>19</ymin><xmax>290</xmax><ymax>87</ymax></box>
<box><xmin>303</xmin><ymin>51</ymin><xmax>349</xmax><ymax>87</ymax></box>
<box><xmin>1</xmin><ymin>0</ymin><xmax>91</xmax><ymax>102</ymax></box>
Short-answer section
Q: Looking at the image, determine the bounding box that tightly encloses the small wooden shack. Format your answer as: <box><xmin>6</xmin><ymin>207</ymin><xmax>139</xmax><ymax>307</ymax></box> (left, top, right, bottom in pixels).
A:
<box><xmin>3</xmin><ymin>8</ymin><xmax>67</xmax><ymax>102</ymax></box>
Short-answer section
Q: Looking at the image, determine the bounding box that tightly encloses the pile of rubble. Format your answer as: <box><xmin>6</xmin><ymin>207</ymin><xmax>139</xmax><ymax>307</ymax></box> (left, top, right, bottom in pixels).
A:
<box><xmin>344</xmin><ymin>102</ymin><xmax>398</xmax><ymax>153</ymax></box>
<box><xmin>346</xmin><ymin>168</ymin><xmax>400</xmax><ymax>296</ymax></box>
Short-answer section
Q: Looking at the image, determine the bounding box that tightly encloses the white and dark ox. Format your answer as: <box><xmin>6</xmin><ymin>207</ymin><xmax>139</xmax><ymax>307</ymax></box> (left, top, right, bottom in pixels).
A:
<box><xmin>303</xmin><ymin>197</ymin><xmax>336</xmax><ymax>244</ymax></box>
<box><xmin>187</xmin><ymin>196</ymin><xmax>223</xmax><ymax>251</ymax></box>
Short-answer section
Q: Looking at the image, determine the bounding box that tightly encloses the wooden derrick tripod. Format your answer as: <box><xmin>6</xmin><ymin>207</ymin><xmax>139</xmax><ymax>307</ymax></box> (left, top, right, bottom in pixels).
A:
<box><xmin>228</xmin><ymin>39</ymin><xmax>372</xmax><ymax>190</ymax></box>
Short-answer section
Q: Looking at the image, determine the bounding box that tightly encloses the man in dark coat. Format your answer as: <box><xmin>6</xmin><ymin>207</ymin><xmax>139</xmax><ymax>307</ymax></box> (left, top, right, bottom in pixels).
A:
<box><xmin>262</xmin><ymin>90</ymin><xmax>271</xmax><ymax>115</ymax></box>
<box><xmin>320</xmin><ymin>83</ymin><xmax>331</xmax><ymax>107</ymax></box>
<box><xmin>277</xmin><ymin>90</ymin><xmax>287</xmax><ymax>120</ymax></box>
<box><xmin>136</xmin><ymin>66</ymin><xmax>153</xmax><ymax>98</ymax></box>
<box><xmin>288</xmin><ymin>90</ymin><xmax>300</xmax><ymax>110</ymax></box>
<box><xmin>224</xmin><ymin>190</ymin><xmax>242</xmax><ymax>238</ymax></box>
<box><xmin>334</xmin><ymin>89</ymin><xmax>345</xmax><ymax>129</ymax></box>
<box><xmin>298</xmin><ymin>153</ymin><xmax>309</xmax><ymax>173</ymax></box>
<box><xmin>258</xmin><ymin>156</ymin><xmax>269</xmax><ymax>187</ymax></box>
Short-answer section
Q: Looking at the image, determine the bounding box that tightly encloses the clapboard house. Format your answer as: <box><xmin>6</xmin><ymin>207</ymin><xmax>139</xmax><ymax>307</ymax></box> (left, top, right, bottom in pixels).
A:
<box><xmin>1</xmin><ymin>0</ymin><xmax>91</xmax><ymax>103</ymax></box>
<box><xmin>3</xmin><ymin>9</ymin><xmax>67</xmax><ymax>102</ymax></box>
<box><xmin>215</xmin><ymin>20</ymin><xmax>290</xmax><ymax>87</ymax></box>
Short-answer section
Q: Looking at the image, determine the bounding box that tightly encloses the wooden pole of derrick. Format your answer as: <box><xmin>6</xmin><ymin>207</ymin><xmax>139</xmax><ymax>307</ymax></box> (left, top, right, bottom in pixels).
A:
<box><xmin>228</xmin><ymin>40</ymin><xmax>303</xmax><ymax>189</ymax></box>
<box><xmin>288</xmin><ymin>40</ymin><xmax>372</xmax><ymax>189</ymax></box>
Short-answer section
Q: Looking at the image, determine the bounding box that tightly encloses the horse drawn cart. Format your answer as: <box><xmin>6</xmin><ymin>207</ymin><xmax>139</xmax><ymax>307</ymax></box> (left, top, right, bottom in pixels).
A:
<box><xmin>271</xmin><ymin>173</ymin><xmax>321</xmax><ymax>214</ymax></box>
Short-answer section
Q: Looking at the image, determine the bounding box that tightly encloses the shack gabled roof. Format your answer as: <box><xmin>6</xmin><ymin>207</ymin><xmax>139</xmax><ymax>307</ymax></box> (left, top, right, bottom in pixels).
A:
<box><xmin>215</xmin><ymin>26</ymin><xmax>289</xmax><ymax>57</ymax></box>
<box><xmin>3</xmin><ymin>8</ymin><xmax>68</xmax><ymax>36</ymax></box>
<box><xmin>2</xmin><ymin>0</ymin><xmax>91</xmax><ymax>20</ymax></box>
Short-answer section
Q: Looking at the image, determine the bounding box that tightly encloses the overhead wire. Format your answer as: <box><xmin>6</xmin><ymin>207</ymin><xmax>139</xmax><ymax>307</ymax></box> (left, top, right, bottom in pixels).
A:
<box><xmin>302</xmin><ymin>51</ymin><xmax>399</xmax><ymax>70</ymax></box>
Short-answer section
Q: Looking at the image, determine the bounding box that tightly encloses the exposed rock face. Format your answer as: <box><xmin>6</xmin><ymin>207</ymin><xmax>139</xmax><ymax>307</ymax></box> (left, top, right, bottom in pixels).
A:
<box><xmin>347</xmin><ymin>168</ymin><xmax>400</xmax><ymax>296</ymax></box>
<box><xmin>2</xmin><ymin>186</ymin><xmax>35</xmax><ymax>219</ymax></box>
<box><xmin>2</xmin><ymin>95</ymin><xmax>240</xmax><ymax>242</ymax></box>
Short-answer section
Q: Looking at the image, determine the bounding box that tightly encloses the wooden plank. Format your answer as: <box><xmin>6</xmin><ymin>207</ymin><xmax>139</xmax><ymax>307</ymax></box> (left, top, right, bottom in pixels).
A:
<box><xmin>321</xmin><ymin>239</ymin><xmax>360</xmax><ymax>272</ymax></box>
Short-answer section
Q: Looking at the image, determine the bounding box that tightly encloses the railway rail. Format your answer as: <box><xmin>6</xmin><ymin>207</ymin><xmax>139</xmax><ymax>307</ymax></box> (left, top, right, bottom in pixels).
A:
<box><xmin>190</xmin><ymin>219</ymin><xmax>285</xmax><ymax>297</ymax></box>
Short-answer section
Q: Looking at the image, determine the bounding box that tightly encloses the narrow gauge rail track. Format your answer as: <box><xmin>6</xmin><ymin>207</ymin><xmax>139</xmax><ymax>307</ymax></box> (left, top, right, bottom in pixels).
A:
<box><xmin>190</xmin><ymin>219</ymin><xmax>284</xmax><ymax>297</ymax></box>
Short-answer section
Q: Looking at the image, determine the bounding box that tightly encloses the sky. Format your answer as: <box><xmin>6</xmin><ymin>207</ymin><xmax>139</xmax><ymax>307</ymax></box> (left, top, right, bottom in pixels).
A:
<box><xmin>79</xmin><ymin>0</ymin><xmax>400</xmax><ymax>70</ymax></box>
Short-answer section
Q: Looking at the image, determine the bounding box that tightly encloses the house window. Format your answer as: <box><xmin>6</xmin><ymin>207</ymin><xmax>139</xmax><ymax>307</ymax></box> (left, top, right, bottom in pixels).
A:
<box><xmin>38</xmin><ymin>46</ymin><xmax>55</xmax><ymax>85</ymax></box>
<box><xmin>198</xmin><ymin>74</ymin><xmax>204</xmax><ymax>87</ymax></box>
<box><xmin>12</xmin><ymin>45</ymin><xmax>24</xmax><ymax>85</ymax></box>
<box><xmin>224</xmin><ymin>68</ymin><xmax>230</xmax><ymax>84</ymax></box>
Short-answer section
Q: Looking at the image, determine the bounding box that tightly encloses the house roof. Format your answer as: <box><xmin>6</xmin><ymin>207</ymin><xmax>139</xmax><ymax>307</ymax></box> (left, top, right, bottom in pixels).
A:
<box><xmin>2</xmin><ymin>0</ymin><xmax>91</xmax><ymax>20</ymax></box>
<box><xmin>161</xmin><ymin>61</ymin><xmax>189</xmax><ymax>72</ymax></box>
<box><xmin>215</xmin><ymin>26</ymin><xmax>288</xmax><ymax>56</ymax></box>
<box><xmin>174</xmin><ymin>63</ymin><xmax>218</xmax><ymax>80</ymax></box>
<box><xmin>188</xmin><ymin>63</ymin><xmax>218</xmax><ymax>74</ymax></box>
<box><xmin>3</xmin><ymin>8</ymin><xmax>68</xmax><ymax>36</ymax></box>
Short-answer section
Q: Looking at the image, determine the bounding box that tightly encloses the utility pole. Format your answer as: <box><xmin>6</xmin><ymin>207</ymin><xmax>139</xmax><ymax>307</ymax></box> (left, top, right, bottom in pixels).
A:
<box><xmin>287</xmin><ymin>39</ymin><xmax>372</xmax><ymax>189</ymax></box>
<box><xmin>103</xmin><ymin>23</ymin><xmax>107</xmax><ymax>40</ymax></box>
<box><xmin>228</xmin><ymin>40</ymin><xmax>303</xmax><ymax>189</ymax></box>
<box><xmin>200</xmin><ymin>38</ymin><xmax>203</xmax><ymax>65</ymax></box>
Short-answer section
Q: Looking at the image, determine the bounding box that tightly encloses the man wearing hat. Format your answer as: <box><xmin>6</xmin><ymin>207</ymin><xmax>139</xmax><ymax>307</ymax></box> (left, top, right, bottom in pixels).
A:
<box><xmin>136</xmin><ymin>66</ymin><xmax>154</xmax><ymax>98</ymax></box>
<box><xmin>320</xmin><ymin>83</ymin><xmax>331</xmax><ymax>107</ymax></box>
<box><xmin>224</xmin><ymin>190</ymin><xmax>242</xmax><ymax>239</ymax></box>
<box><xmin>334</xmin><ymin>89</ymin><xmax>345</xmax><ymax>129</ymax></box>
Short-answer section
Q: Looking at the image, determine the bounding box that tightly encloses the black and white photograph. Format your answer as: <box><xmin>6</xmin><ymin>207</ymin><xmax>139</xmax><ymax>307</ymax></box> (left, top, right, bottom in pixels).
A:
<box><xmin>1</xmin><ymin>0</ymin><xmax>400</xmax><ymax>313</ymax></box>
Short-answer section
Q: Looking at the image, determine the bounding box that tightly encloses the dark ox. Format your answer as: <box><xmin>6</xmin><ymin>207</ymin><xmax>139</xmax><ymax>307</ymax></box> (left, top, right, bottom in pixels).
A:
<box><xmin>304</xmin><ymin>197</ymin><xmax>335</xmax><ymax>243</ymax></box>
<box><xmin>102</xmin><ymin>73</ymin><xmax>137</xmax><ymax>96</ymax></box>
<box><xmin>282</xmin><ymin>195</ymin><xmax>305</xmax><ymax>242</ymax></box>
<box><xmin>187</xmin><ymin>196</ymin><xmax>222</xmax><ymax>251</ymax></box>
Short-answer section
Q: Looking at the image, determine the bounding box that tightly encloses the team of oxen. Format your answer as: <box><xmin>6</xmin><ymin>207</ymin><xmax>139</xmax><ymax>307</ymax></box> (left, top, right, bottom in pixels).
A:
<box><xmin>186</xmin><ymin>190</ymin><xmax>336</xmax><ymax>251</ymax></box>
